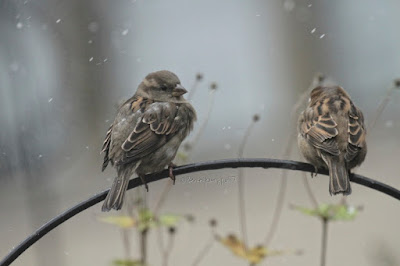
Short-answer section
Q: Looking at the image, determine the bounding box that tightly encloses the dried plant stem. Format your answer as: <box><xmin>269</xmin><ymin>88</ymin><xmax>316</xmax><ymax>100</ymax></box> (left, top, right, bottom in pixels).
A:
<box><xmin>153</xmin><ymin>180</ymin><xmax>173</xmax><ymax>216</ymax></box>
<box><xmin>153</xmin><ymin>176</ymin><xmax>174</xmax><ymax>261</ymax></box>
<box><xmin>119</xmin><ymin>190</ymin><xmax>136</xmax><ymax>260</ymax></box>
<box><xmin>139</xmin><ymin>189</ymin><xmax>149</xmax><ymax>265</ymax></box>
<box><xmin>353</xmin><ymin>82</ymin><xmax>395</xmax><ymax>177</ymax></box>
<box><xmin>302</xmin><ymin>172</ymin><xmax>319</xmax><ymax>208</ymax></box>
<box><xmin>120</xmin><ymin>229</ymin><xmax>131</xmax><ymax>260</ymax></box>
<box><xmin>320</xmin><ymin>218</ymin><xmax>329</xmax><ymax>266</ymax></box>
<box><xmin>190</xmin><ymin>90</ymin><xmax>216</xmax><ymax>147</ymax></box>
<box><xmin>140</xmin><ymin>229</ymin><xmax>148</xmax><ymax>265</ymax></box>
<box><xmin>191</xmin><ymin>234</ymin><xmax>216</xmax><ymax>266</ymax></box>
<box><xmin>290</xmin><ymin>73</ymin><xmax>325</xmax><ymax>118</ymax></box>
<box><xmin>237</xmin><ymin>120</ymin><xmax>257</xmax><ymax>249</ymax></box>
<box><xmin>264</xmin><ymin>168</ymin><xmax>288</xmax><ymax>246</ymax></box>
<box><xmin>157</xmin><ymin>226</ymin><xmax>165</xmax><ymax>258</ymax></box>
<box><xmin>263</xmin><ymin>127</ymin><xmax>292</xmax><ymax>246</ymax></box>
<box><xmin>187</xmin><ymin>79</ymin><xmax>201</xmax><ymax>101</ymax></box>
<box><xmin>367</xmin><ymin>86</ymin><xmax>395</xmax><ymax>131</ymax></box>
<box><xmin>264</xmin><ymin>74</ymin><xmax>324</xmax><ymax>246</ymax></box>
<box><xmin>237</xmin><ymin>168</ymin><xmax>249</xmax><ymax>249</ymax></box>
<box><xmin>161</xmin><ymin>230</ymin><xmax>175</xmax><ymax>266</ymax></box>
<box><xmin>153</xmin><ymin>79</ymin><xmax>215</xmax><ymax>217</ymax></box>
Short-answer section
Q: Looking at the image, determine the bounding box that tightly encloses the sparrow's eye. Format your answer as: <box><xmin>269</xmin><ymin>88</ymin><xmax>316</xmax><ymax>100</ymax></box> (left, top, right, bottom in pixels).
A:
<box><xmin>161</xmin><ymin>85</ymin><xmax>168</xmax><ymax>91</ymax></box>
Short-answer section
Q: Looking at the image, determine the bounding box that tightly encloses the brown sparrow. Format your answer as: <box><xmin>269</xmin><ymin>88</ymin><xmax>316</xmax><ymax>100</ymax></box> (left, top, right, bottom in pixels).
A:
<box><xmin>298</xmin><ymin>86</ymin><xmax>367</xmax><ymax>195</ymax></box>
<box><xmin>101</xmin><ymin>70</ymin><xmax>197</xmax><ymax>211</ymax></box>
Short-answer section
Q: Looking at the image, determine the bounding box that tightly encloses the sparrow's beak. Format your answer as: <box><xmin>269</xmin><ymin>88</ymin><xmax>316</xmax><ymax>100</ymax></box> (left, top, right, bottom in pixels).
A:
<box><xmin>172</xmin><ymin>84</ymin><xmax>187</xmax><ymax>97</ymax></box>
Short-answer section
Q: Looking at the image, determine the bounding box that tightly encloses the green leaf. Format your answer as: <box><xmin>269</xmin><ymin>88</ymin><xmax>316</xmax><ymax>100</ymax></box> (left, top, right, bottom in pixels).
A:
<box><xmin>138</xmin><ymin>208</ymin><xmax>156</xmax><ymax>231</ymax></box>
<box><xmin>329</xmin><ymin>204</ymin><xmax>358</xmax><ymax>220</ymax></box>
<box><xmin>176</xmin><ymin>151</ymin><xmax>188</xmax><ymax>162</ymax></box>
<box><xmin>138</xmin><ymin>208</ymin><xmax>153</xmax><ymax>221</ymax></box>
<box><xmin>112</xmin><ymin>259</ymin><xmax>144</xmax><ymax>266</ymax></box>
<box><xmin>293</xmin><ymin>203</ymin><xmax>359</xmax><ymax>221</ymax></box>
<box><xmin>98</xmin><ymin>216</ymin><xmax>136</xmax><ymax>228</ymax></box>
<box><xmin>295</xmin><ymin>206</ymin><xmax>319</xmax><ymax>217</ymax></box>
<box><xmin>159</xmin><ymin>214</ymin><xmax>181</xmax><ymax>227</ymax></box>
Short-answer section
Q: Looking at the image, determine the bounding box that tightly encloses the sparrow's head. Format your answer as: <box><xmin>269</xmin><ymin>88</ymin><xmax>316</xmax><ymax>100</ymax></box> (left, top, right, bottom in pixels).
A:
<box><xmin>309</xmin><ymin>86</ymin><xmax>350</xmax><ymax>105</ymax></box>
<box><xmin>136</xmin><ymin>70</ymin><xmax>188</xmax><ymax>102</ymax></box>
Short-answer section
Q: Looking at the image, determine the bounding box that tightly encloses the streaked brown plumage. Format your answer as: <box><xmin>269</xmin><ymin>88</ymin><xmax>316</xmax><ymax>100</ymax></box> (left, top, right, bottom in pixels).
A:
<box><xmin>298</xmin><ymin>86</ymin><xmax>367</xmax><ymax>195</ymax></box>
<box><xmin>101</xmin><ymin>70</ymin><xmax>196</xmax><ymax>211</ymax></box>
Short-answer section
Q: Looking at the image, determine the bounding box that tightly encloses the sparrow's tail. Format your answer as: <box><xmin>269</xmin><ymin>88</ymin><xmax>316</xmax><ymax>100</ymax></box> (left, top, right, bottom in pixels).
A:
<box><xmin>102</xmin><ymin>175</ymin><xmax>130</xmax><ymax>211</ymax></box>
<box><xmin>321</xmin><ymin>154</ymin><xmax>352</xmax><ymax>196</ymax></box>
<box><xmin>102</xmin><ymin>165</ymin><xmax>137</xmax><ymax>212</ymax></box>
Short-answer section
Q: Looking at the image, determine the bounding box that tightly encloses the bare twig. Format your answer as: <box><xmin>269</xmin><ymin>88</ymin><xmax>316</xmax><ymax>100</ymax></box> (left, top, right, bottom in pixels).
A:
<box><xmin>290</xmin><ymin>73</ymin><xmax>326</xmax><ymax>118</ymax></box>
<box><xmin>153</xmin><ymin>180</ymin><xmax>173</xmax><ymax>216</ymax></box>
<box><xmin>353</xmin><ymin>79</ymin><xmax>399</xmax><ymax>178</ymax></box>
<box><xmin>302</xmin><ymin>172</ymin><xmax>319</xmax><ymax>209</ymax></box>
<box><xmin>190</xmin><ymin>86</ymin><xmax>217</xmax><ymax>147</ymax></box>
<box><xmin>119</xmin><ymin>189</ymin><xmax>137</xmax><ymax>260</ymax></box>
<box><xmin>367</xmin><ymin>80</ymin><xmax>399</xmax><ymax>131</ymax></box>
<box><xmin>191</xmin><ymin>235</ymin><xmax>215</xmax><ymax>266</ymax></box>
<box><xmin>320</xmin><ymin>218</ymin><xmax>329</xmax><ymax>266</ymax></box>
<box><xmin>237</xmin><ymin>114</ymin><xmax>259</xmax><ymax>249</ymax></box>
<box><xmin>140</xmin><ymin>229</ymin><xmax>148</xmax><ymax>265</ymax></box>
<box><xmin>187</xmin><ymin>73</ymin><xmax>204</xmax><ymax>101</ymax></box>
<box><xmin>154</xmin><ymin>80</ymin><xmax>217</xmax><ymax>217</ymax></box>
<box><xmin>161</xmin><ymin>228</ymin><xmax>176</xmax><ymax>266</ymax></box>
<box><xmin>139</xmin><ymin>189</ymin><xmax>149</xmax><ymax>265</ymax></box>
<box><xmin>192</xmin><ymin>221</ymin><xmax>217</xmax><ymax>266</ymax></box>
<box><xmin>264</xmin><ymin>168</ymin><xmax>288</xmax><ymax>246</ymax></box>
<box><xmin>120</xmin><ymin>229</ymin><xmax>132</xmax><ymax>260</ymax></box>
<box><xmin>157</xmin><ymin>226</ymin><xmax>166</xmax><ymax>264</ymax></box>
<box><xmin>153</xmin><ymin>181</ymin><xmax>174</xmax><ymax>263</ymax></box>
<box><xmin>264</xmin><ymin>73</ymin><xmax>325</xmax><ymax>246</ymax></box>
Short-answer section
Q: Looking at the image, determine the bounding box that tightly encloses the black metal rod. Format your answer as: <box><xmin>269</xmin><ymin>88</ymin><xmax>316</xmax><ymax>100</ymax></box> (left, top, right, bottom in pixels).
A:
<box><xmin>1</xmin><ymin>158</ymin><xmax>399</xmax><ymax>266</ymax></box>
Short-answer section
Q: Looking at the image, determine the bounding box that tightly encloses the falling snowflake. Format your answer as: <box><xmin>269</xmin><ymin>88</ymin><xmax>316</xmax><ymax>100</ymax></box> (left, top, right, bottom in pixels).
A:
<box><xmin>385</xmin><ymin>120</ymin><xmax>394</xmax><ymax>128</ymax></box>
<box><xmin>88</xmin><ymin>22</ymin><xmax>99</xmax><ymax>33</ymax></box>
<box><xmin>283</xmin><ymin>0</ymin><xmax>295</xmax><ymax>12</ymax></box>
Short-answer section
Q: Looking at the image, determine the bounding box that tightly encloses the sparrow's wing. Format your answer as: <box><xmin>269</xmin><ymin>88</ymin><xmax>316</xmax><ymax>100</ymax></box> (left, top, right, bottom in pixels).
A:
<box><xmin>119</xmin><ymin>101</ymin><xmax>185</xmax><ymax>165</ymax></box>
<box><xmin>345</xmin><ymin>103</ymin><xmax>366</xmax><ymax>161</ymax></box>
<box><xmin>101</xmin><ymin>125</ymin><xmax>113</xmax><ymax>171</ymax></box>
<box><xmin>300</xmin><ymin>105</ymin><xmax>340</xmax><ymax>156</ymax></box>
<box><xmin>101</xmin><ymin>96</ymin><xmax>140</xmax><ymax>171</ymax></box>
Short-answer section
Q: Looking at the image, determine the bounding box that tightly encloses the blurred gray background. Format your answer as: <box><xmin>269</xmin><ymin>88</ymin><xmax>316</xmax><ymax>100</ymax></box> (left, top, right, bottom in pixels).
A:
<box><xmin>1</xmin><ymin>0</ymin><xmax>400</xmax><ymax>265</ymax></box>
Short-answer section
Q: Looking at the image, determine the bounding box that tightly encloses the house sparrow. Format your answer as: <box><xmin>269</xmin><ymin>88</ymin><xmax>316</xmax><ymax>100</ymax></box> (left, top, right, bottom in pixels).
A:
<box><xmin>101</xmin><ymin>70</ymin><xmax>197</xmax><ymax>211</ymax></box>
<box><xmin>298</xmin><ymin>86</ymin><xmax>367</xmax><ymax>195</ymax></box>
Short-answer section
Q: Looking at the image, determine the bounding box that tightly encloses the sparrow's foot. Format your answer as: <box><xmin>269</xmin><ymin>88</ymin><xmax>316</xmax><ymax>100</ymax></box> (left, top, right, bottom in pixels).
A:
<box><xmin>139</xmin><ymin>175</ymin><xmax>149</xmax><ymax>192</ymax></box>
<box><xmin>168</xmin><ymin>163</ymin><xmax>177</xmax><ymax>184</ymax></box>
<box><xmin>311</xmin><ymin>166</ymin><xmax>318</xmax><ymax>178</ymax></box>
